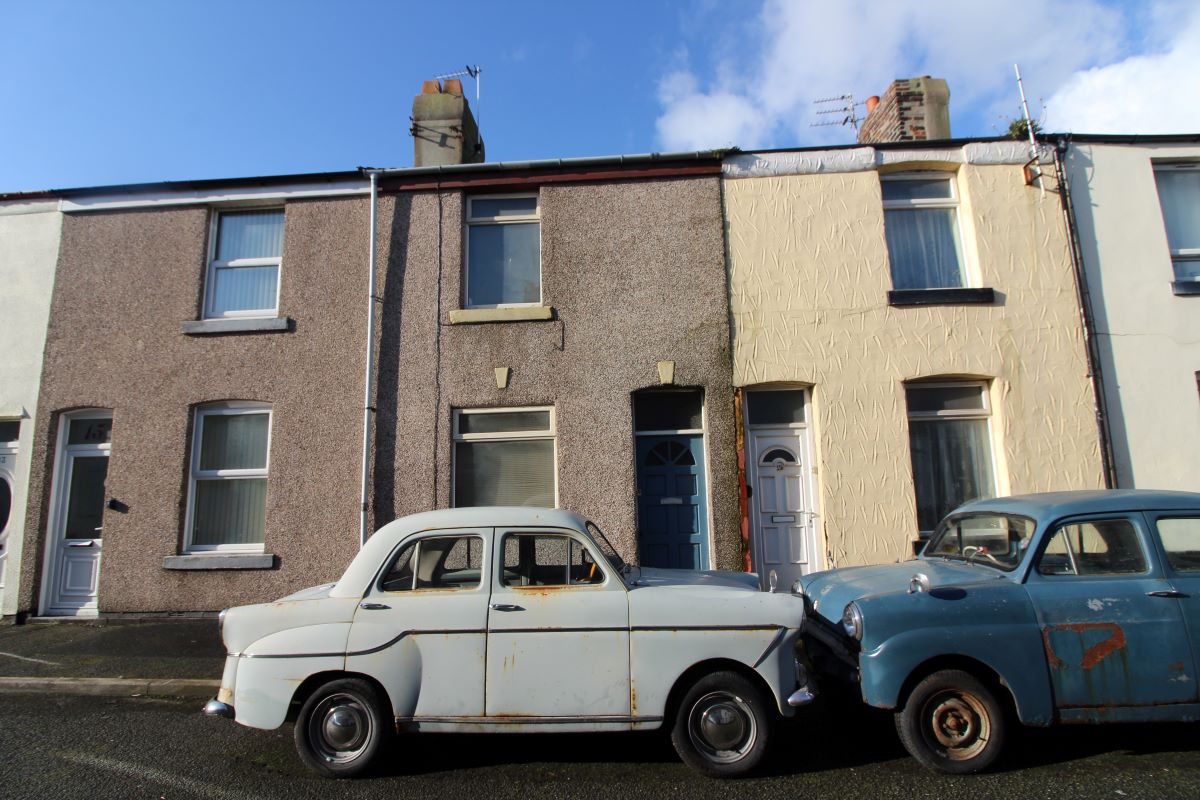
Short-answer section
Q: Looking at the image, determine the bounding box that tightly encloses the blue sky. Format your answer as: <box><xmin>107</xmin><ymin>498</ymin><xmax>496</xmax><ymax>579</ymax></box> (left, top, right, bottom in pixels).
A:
<box><xmin>2</xmin><ymin>0</ymin><xmax>1198</xmax><ymax>193</ymax></box>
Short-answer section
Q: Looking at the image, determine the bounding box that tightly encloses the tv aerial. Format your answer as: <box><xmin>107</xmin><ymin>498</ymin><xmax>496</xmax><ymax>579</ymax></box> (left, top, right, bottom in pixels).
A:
<box><xmin>811</xmin><ymin>94</ymin><xmax>862</xmax><ymax>134</ymax></box>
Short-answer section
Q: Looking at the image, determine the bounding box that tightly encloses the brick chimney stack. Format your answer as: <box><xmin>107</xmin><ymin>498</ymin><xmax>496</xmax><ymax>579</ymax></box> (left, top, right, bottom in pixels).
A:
<box><xmin>857</xmin><ymin>77</ymin><xmax>951</xmax><ymax>144</ymax></box>
<box><xmin>411</xmin><ymin>79</ymin><xmax>485</xmax><ymax>167</ymax></box>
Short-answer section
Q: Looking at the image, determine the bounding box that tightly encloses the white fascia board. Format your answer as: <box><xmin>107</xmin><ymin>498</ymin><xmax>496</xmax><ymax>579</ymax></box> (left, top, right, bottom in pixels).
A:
<box><xmin>724</xmin><ymin>142</ymin><xmax>1053</xmax><ymax>178</ymax></box>
<box><xmin>0</xmin><ymin>199</ymin><xmax>59</xmax><ymax>216</ymax></box>
<box><xmin>60</xmin><ymin>179</ymin><xmax>370</xmax><ymax>212</ymax></box>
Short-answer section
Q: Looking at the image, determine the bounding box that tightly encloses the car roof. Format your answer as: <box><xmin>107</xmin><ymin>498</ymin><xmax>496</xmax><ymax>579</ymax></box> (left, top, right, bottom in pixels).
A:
<box><xmin>953</xmin><ymin>490</ymin><xmax>1200</xmax><ymax>521</ymax></box>
<box><xmin>330</xmin><ymin>507</ymin><xmax>592</xmax><ymax>598</ymax></box>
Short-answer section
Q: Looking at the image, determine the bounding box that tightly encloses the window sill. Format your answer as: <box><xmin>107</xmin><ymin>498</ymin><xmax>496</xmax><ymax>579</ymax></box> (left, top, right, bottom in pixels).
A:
<box><xmin>181</xmin><ymin>317</ymin><xmax>292</xmax><ymax>335</ymax></box>
<box><xmin>1172</xmin><ymin>281</ymin><xmax>1200</xmax><ymax>296</ymax></box>
<box><xmin>888</xmin><ymin>288</ymin><xmax>995</xmax><ymax>307</ymax></box>
<box><xmin>448</xmin><ymin>306</ymin><xmax>555</xmax><ymax>325</ymax></box>
<box><xmin>163</xmin><ymin>553</ymin><xmax>275</xmax><ymax>570</ymax></box>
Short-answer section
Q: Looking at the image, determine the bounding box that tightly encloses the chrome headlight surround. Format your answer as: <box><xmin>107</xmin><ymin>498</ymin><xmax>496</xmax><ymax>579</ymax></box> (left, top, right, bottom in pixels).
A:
<box><xmin>841</xmin><ymin>602</ymin><xmax>864</xmax><ymax>641</ymax></box>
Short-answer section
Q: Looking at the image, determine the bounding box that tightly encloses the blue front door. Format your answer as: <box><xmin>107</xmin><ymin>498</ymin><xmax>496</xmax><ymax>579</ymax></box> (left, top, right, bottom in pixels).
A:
<box><xmin>636</xmin><ymin>435</ymin><xmax>708</xmax><ymax>569</ymax></box>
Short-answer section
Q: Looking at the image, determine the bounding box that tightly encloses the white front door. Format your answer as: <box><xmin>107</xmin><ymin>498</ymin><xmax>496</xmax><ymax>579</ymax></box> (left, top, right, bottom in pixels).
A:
<box><xmin>745</xmin><ymin>388</ymin><xmax>819</xmax><ymax>591</ymax></box>
<box><xmin>44</xmin><ymin>413</ymin><xmax>111</xmax><ymax>616</ymax></box>
<box><xmin>0</xmin><ymin>440</ymin><xmax>15</xmax><ymax>590</ymax></box>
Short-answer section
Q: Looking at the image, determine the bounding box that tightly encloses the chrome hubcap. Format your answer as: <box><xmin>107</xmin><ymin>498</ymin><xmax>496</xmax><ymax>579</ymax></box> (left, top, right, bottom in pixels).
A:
<box><xmin>309</xmin><ymin>693</ymin><xmax>373</xmax><ymax>763</ymax></box>
<box><xmin>688</xmin><ymin>691</ymin><xmax>757</xmax><ymax>764</ymax></box>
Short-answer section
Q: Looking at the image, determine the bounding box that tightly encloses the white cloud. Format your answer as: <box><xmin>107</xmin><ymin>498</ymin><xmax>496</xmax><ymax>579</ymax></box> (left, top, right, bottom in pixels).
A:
<box><xmin>655</xmin><ymin>0</ymin><xmax>1193</xmax><ymax>151</ymax></box>
<box><xmin>1045</xmin><ymin>7</ymin><xmax>1200</xmax><ymax>133</ymax></box>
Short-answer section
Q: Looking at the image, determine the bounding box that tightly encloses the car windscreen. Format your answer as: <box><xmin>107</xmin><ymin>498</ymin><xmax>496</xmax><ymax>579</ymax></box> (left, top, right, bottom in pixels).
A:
<box><xmin>586</xmin><ymin>521</ymin><xmax>625</xmax><ymax>573</ymax></box>
<box><xmin>924</xmin><ymin>513</ymin><xmax>1035</xmax><ymax>571</ymax></box>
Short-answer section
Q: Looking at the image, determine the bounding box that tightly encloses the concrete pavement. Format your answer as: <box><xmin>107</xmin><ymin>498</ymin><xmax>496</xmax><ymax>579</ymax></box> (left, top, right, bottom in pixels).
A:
<box><xmin>0</xmin><ymin>617</ymin><xmax>223</xmax><ymax>698</ymax></box>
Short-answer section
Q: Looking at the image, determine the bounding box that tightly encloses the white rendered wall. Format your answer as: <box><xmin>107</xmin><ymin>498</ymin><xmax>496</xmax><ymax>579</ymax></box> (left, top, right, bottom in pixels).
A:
<box><xmin>0</xmin><ymin>200</ymin><xmax>60</xmax><ymax>616</ymax></box>
<box><xmin>1065</xmin><ymin>143</ymin><xmax>1200</xmax><ymax>490</ymax></box>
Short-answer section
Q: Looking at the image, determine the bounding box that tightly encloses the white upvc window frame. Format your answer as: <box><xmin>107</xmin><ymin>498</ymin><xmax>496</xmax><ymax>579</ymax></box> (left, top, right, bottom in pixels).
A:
<box><xmin>881</xmin><ymin>172</ymin><xmax>970</xmax><ymax>290</ymax></box>
<box><xmin>451</xmin><ymin>406</ymin><xmax>558</xmax><ymax>508</ymax></box>
<box><xmin>184</xmin><ymin>402</ymin><xmax>272</xmax><ymax>553</ymax></box>
<box><xmin>905</xmin><ymin>380</ymin><xmax>998</xmax><ymax>535</ymax></box>
<box><xmin>203</xmin><ymin>208</ymin><xmax>284</xmax><ymax>320</ymax></box>
<box><xmin>464</xmin><ymin>193</ymin><xmax>542</xmax><ymax>309</ymax></box>
<box><xmin>1153</xmin><ymin>162</ymin><xmax>1200</xmax><ymax>282</ymax></box>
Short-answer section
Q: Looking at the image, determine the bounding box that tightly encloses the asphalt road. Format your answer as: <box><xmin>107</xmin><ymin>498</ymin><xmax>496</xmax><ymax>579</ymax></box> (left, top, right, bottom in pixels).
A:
<box><xmin>3</xmin><ymin>693</ymin><xmax>1199</xmax><ymax>800</ymax></box>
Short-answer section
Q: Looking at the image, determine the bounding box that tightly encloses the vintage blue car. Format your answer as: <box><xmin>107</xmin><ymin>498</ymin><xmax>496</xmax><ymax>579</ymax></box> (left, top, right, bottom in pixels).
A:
<box><xmin>798</xmin><ymin>490</ymin><xmax>1200</xmax><ymax>774</ymax></box>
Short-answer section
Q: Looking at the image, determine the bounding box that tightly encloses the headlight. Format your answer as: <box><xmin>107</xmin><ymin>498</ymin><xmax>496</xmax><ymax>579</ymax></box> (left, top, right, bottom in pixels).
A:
<box><xmin>842</xmin><ymin>602</ymin><xmax>864</xmax><ymax>640</ymax></box>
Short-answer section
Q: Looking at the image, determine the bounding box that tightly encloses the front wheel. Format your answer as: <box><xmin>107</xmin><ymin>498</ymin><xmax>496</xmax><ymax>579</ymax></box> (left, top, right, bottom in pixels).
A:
<box><xmin>895</xmin><ymin>669</ymin><xmax>1006</xmax><ymax>774</ymax></box>
<box><xmin>294</xmin><ymin>677</ymin><xmax>389</xmax><ymax>778</ymax></box>
<box><xmin>671</xmin><ymin>670</ymin><xmax>773</xmax><ymax>778</ymax></box>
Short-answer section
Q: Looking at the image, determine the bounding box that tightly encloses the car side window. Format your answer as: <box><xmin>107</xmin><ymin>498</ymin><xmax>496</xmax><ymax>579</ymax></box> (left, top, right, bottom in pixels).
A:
<box><xmin>501</xmin><ymin>533</ymin><xmax>604</xmax><ymax>587</ymax></box>
<box><xmin>380</xmin><ymin>535</ymin><xmax>484</xmax><ymax>592</ymax></box>
<box><xmin>1157</xmin><ymin>517</ymin><xmax>1200</xmax><ymax>572</ymax></box>
<box><xmin>1037</xmin><ymin>519</ymin><xmax>1148</xmax><ymax>576</ymax></box>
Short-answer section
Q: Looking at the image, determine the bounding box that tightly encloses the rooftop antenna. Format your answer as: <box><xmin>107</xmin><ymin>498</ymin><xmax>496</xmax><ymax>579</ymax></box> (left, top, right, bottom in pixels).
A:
<box><xmin>1013</xmin><ymin>63</ymin><xmax>1043</xmax><ymax>188</ymax></box>
<box><xmin>436</xmin><ymin>64</ymin><xmax>483</xmax><ymax>132</ymax></box>
<box><xmin>812</xmin><ymin>94</ymin><xmax>862</xmax><ymax>134</ymax></box>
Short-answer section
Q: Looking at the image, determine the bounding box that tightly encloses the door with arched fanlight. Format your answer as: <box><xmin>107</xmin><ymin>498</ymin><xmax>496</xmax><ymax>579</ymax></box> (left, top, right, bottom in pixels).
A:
<box><xmin>745</xmin><ymin>388</ymin><xmax>818</xmax><ymax>590</ymax></box>
<box><xmin>633</xmin><ymin>390</ymin><xmax>709</xmax><ymax>570</ymax></box>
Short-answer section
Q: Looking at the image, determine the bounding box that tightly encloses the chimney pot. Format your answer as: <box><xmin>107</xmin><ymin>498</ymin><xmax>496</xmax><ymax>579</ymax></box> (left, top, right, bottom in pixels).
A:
<box><xmin>866</xmin><ymin>95</ymin><xmax>880</xmax><ymax>114</ymax></box>
<box><xmin>421</xmin><ymin>79</ymin><xmax>441</xmax><ymax>95</ymax></box>
<box><xmin>443</xmin><ymin>79</ymin><xmax>464</xmax><ymax>97</ymax></box>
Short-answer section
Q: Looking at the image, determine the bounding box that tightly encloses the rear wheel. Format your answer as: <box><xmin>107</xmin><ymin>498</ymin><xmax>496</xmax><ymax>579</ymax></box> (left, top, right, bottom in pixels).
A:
<box><xmin>671</xmin><ymin>670</ymin><xmax>772</xmax><ymax>778</ymax></box>
<box><xmin>294</xmin><ymin>677</ymin><xmax>389</xmax><ymax>778</ymax></box>
<box><xmin>895</xmin><ymin>669</ymin><xmax>1006</xmax><ymax>774</ymax></box>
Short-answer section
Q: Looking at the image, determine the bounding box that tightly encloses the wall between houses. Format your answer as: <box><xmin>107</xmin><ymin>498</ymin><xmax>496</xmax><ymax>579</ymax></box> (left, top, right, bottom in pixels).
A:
<box><xmin>1065</xmin><ymin>143</ymin><xmax>1200</xmax><ymax>490</ymax></box>
<box><xmin>374</xmin><ymin>176</ymin><xmax>741</xmax><ymax>570</ymax></box>
<box><xmin>0</xmin><ymin>201</ymin><xmax>60</xmax><ymax>617</ymax></box>
<box><xmin>724</xmin><ymin>162</ymin><xmax>1104</xmax><ymax>567</ymax></box>
<box><xmin>20</xmin><ymin>199</ymin><xmax>369</xmax><ymax>613</ymax></box>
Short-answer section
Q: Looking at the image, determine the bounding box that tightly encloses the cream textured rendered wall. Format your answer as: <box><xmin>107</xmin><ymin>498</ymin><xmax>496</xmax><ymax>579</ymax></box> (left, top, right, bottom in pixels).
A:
<box><xmin>1065</xmin><ymin>143</ymin><xmax>1200</xmax><ymax>490</ymax></box>
<box><xmin>0</xmin><ymin>200</ymin><xmax>60</xmax><ymax>616</ymax></box>
<box><xmin>725</xmin><ymin>161</ymin><xmax>1104</xmax><ymax>567</ymax></box>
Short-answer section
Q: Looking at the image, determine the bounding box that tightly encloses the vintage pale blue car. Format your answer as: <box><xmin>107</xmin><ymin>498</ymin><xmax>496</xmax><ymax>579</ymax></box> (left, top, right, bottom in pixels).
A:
<box><xmin>798</xmin><ymin>490</ymin><xmax>1200</xmax><ymax>774</ymax></box>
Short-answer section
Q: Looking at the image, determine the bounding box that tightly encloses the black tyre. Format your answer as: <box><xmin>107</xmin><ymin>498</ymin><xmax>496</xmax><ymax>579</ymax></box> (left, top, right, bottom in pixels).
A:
<box><xmin>294</xmin><ymin>677</ymin><xmax>389</xmax><ymax>778</ymax></box>
<box><xmin>895</xmin><ymin>669</ymin><xmax>1006</xmax><ymax>775</ymax></box>
<box><xmin>670</xmin><ymin>670</ymin><xmax>773</xmax><ymax>778</ymax></box>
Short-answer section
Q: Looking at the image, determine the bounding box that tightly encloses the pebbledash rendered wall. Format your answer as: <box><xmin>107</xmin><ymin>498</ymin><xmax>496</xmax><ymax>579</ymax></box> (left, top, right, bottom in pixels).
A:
<box><xmin>1062</xmin><ymin>140</ymin><xmax>1200</xmax><ymax>491</ymax></box>
<box><xmin>370</xmin><ymin>171</ymin><xmax>741</xmax><ymax>572</ymax></box>
<box><xmin>19</xmin><ymin>165</ymin><xmax>739</xmax><ymax>613</ymax></box>
<box><xmin>722</xmin><ymin>142</ymin><xmax>1106</xmax><ymax>567</ymax></box>
<box><xmin>19</xmin><ymin>193</ymin><xmax>372</xmax><ymax>613</ymax></box>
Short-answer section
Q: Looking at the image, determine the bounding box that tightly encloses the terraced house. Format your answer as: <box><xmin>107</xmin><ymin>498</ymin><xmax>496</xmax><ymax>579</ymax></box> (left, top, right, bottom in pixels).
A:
<box><xmin>15</xmin><ymin>80</ymin><xmax>738</xmax><ymax>617</ymax></box>
<box><xmin>721</xmin><ymin>80</ymin><xmax>1106</xmax><ymax>590</ymax></box>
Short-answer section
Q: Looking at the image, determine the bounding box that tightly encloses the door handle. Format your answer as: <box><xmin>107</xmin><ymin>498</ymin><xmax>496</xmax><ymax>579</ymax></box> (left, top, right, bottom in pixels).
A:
<box><xmin>1146</xmin><ymin>590</ymin><xmax>1189</xmax><ymax>599</ymax></box>
<box><xmin>359</xmin><ymin>602</ymin><xmax>391</xmax><ymax>610</ymax></box>
<box><xmin>67</xmin><ymin>541</ymin><xmax>95</xmax><ymax>548</ymax></box>
<box><xmin>490</xmin><ymin>603</ymin><xmax>524</xmax><ymax>612</ymax></box>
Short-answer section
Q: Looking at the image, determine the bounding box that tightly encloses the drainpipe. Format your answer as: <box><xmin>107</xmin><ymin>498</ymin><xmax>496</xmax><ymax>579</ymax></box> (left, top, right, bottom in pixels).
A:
<box><xmin>1052</xmin><ymin>139</ymin><xmax>1117</xmax><ymax>488</ymax></box>
<box><xmin>360</xmin><ymin>171</ymin><xmax>380</xmax><ymax>546</ymax></box>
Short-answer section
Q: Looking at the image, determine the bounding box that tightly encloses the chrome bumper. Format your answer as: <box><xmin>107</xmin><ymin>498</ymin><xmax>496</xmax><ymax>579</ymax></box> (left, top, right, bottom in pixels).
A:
<box><xmin>203</xmin><ymin>699</ymin><xmax>235</xmax><ymax>719</ymax></box>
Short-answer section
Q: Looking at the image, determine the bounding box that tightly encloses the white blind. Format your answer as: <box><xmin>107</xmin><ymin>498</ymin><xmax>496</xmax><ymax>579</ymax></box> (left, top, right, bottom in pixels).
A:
<box><xmin>217</xmin><ymin>210</ymin><xmax>284</xmax><ymax>260</ymax></box>
<box><xmin>192</xmin><ymin>478</ymin><xmax>267</xmax><ymax>546</ymax></box>
<box><xmin>454</xmin><ymin>440</ymin><xmax>553</xmax><ymax>507</ymax></box>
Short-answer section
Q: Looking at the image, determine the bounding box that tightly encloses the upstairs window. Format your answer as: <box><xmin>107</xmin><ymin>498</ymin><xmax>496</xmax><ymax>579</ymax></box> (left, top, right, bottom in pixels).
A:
<box><xmin>186</xmin><ymin>403</ymin><xmax>271</xmax><ymax>551</ymax></box>
<box><xmin>465</xmin><ymin>195</ymin><xmax>540</xmax><ymax>307</ymax></box>
<box><xmin>906</xmin><ymin>382</ymin><xmax>996</xmax><ymax>535</ymax></box>
<box><xmin>1154</xmin><ymin>164</ymin><xmax>1200</xmax><ymax>282</ymax></box>
<box><xmin>205</xmin><ymin>209</ymin><xmax>284</xmax><ymax>318</ymax></box>
<box><xmin>882</xmin><ymin>175</ymin><xmax>966</xmax><ymax>290</ymax></box>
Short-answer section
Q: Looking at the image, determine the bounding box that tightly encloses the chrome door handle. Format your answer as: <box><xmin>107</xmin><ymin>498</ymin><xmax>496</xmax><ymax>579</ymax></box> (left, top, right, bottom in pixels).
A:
<box><xmin>490</xmin><ymin>604</ymin><xmax>524</xmax><ymax>612</ymax></box>
<box><xmin>359</xmin><ymin>602</ymin><xmax>391</xmax><ymax>610</ymax></box>
<box><xmin>67</xmin><ymin>541</ymin><xmax>95</xmax><ymax>548</ymax></box>
<box><xmin>1146</xmin><ymin>590</ymin><xmax>1189</xmax><ymax>599</ymax></box>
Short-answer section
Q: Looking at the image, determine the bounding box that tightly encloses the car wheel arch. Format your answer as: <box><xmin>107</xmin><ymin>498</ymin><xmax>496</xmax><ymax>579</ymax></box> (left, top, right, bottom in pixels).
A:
<box><xmin>288</xmin><ymin>671</ymin><xmax>395</xmax><ymax>725</ymax></box>
<box><xmin>664</xmin><ymin>658</ymin><xmax>780</xmax><ymax>723</ymax></box>
<box><xmin>897</xmin><ymin>655</ymin><xmax>1016</xmax><ymax>718</ymax></box>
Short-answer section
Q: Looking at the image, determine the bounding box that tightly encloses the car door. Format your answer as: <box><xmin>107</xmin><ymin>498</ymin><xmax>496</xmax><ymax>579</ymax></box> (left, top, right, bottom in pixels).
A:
<box><xmin>1147</xmin><ymin>512</ymin><xmax>1200</xmax><ymax>684</ymax></box>
<box><xmin>485</xmin><ymin>528</ymin><xmax>631</xmax><ymax>719</ymax></box>
<box><xmin>345</xmin><ymin>528</ymin><xmax>491</xmax><ymax>719</ymax></box>
<box><xmin>1024</xmin><ymin>513</ymin><xmax>1197</xmax><ymax>716</ymax></box>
